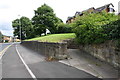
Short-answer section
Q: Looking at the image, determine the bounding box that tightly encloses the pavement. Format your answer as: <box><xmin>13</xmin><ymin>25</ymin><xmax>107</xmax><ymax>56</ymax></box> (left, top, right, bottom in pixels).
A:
<box><xmin>1</xmin><ymin>43</ymin><xmax>100</xmax><ymax>79</ymax></box>
<box><xmin>59</xmin><ymin>49</ymin><xmax>119</xmax><ymax>79</ymax></box>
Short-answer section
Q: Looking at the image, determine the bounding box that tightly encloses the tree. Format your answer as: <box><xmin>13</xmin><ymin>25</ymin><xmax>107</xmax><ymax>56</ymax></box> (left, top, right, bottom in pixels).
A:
<box><xmin>12</xmin><ymin>19</ymin><xmax>20</xmax><ymax>39</ymax></box>
<box><xmin>12</xmin><ymin>16</ymin><xmax>34</xmax><ymax>40</ymax></box>
<box><xmin>20</xmin><ymin>17</ymin><xmax>34</xmax><ymax>39</ymax></box>
<box><xmin>32</xmin><ymin>4</ymin><xmax>61</xmax><ymax>36</ymax></box>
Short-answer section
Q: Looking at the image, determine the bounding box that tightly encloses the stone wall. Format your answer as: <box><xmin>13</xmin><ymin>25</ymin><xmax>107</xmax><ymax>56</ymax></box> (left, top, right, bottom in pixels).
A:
<box><xmin>62</xmin><ymin>39</ymin><xmax>79</xmax><ymax>49</ymax></box>
<box><xmin>21</xmin><ymin>40</ymin><xmax>120</xmax><ymax>68</ymax></box>
<box><xmin>79</xmin><ymin>40</ymin><xmax>120</xmax><ymax>68</ymax></box>
<box><xmin>21</xmin><ymin>41</ymin><xmax>68</xmax><ymax>60</ymax></box>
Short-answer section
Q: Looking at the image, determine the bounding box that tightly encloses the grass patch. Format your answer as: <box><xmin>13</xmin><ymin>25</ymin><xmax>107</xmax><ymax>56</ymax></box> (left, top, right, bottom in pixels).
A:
<box><xmin>25</xmin><ymin>33</ymin><xmax>75</xmax><ymax>42</ymax></box>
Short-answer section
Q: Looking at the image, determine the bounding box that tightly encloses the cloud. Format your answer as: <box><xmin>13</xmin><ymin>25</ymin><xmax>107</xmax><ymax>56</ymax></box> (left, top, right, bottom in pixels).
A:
<box><xmin>0</xmin><ymin>5</ymin><xmax>10</xmax><ymax>9</ymax></box>
<box><xmin>0</xmin><ymin>29</ymin><xmax>13</xmax><ymax>36</ymax></box>
<box><xmin>0</xmin><ymin>22</ymin><xmax>12</xmax><ymax>30</ymax></box>
<box><xmin>0</xmin><ymin>21</ymin><xmax>13</xmax><ymax>36</ymax></box>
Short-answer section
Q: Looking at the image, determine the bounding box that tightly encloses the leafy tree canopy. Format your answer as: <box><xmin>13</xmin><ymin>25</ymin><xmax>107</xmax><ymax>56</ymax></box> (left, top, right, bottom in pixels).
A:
<box><xmin>32</xmin><ymin>4</ymin><xmax>62</xmax><ymax>36</ymax></box>
<box><xmin>12</xmin><ymin>16</ymin><xmax>34</xmax><ymax>40</ymax></box>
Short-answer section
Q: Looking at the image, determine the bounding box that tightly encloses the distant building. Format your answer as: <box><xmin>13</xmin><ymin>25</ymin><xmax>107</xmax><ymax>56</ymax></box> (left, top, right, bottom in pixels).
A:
<box><xmin>93</xmin><ymin>3</ymin><xmax>115</xmax><ymax>13</ymax></box>
<box><xmin>3</xmin><ymin>36</ymin><xmax>13</xmax><ymax>42</ymax></box>
<box><xmin>82</xmin><ymin>7</ymin><xmax>95</xmax><ymax>14</ymax></box>
<box><xmin>66</xmin><ymin>16</ymin><xmax>76</xmax><ymax>24</ymax></box>
<box><xmin>0</xmin><ymin>32</ymin><xmax>15</xmax><ymax>43</ymax></box>
<box><xmin>0</xmin><ymin>31</ymin><xmax>3</xmax><ymax>43</ymax></box>
<box><xmin>66</xmin><ymin>3</ymin><xmax>115</xmax><ymax>23</ymax></box>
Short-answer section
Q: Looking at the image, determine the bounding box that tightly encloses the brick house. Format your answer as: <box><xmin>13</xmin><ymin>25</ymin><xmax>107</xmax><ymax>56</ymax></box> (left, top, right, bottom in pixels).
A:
<box><xmin>93</xmin><ymin>3</ymin><xmax>115</xmax><ymax>13</ymax></box>
<box><xmin>66</xmin><ymin>3</ymin><xmax>115</xmax><ymax>23</ymax></box>
<box><xmin>3</xmin><ymin>36</ymin><xmax>13</xmax><ymax>42</ymax></box>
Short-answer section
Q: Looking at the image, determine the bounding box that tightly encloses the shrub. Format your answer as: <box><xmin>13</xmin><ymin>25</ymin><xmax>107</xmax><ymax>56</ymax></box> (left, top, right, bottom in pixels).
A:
<box><xmin>103</xmin><ymin>19</ymin><xmax>120</xmax><ymax>40</ymax></box>
<box><xmin>72</xmin><ymin>11</ymin><xmax>118</xmax><ymax>44</ymax></box>
<box><xmin>56</xmin><ymin>23</ymin><xmax>73</xmax><ymax>33</ymax></box>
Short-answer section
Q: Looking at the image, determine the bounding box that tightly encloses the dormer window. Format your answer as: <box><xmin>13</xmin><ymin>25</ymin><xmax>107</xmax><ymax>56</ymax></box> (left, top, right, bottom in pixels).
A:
<box><xmin>109</xmin><ymin>4</ymin><xmax>115</xmax><ymax>13</ymax></box>
<box><xmin>109</xmin><ymin>8</ymin><xmax>115</xmax><ymax>13</ymax></box>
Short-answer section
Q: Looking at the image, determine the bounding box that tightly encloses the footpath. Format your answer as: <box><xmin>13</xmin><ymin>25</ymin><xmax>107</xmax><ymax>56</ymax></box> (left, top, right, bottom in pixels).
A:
<box><xmin>59</xmin><ymin>49</ymin><xmax>119</xmax><ymax>79</ymax></box>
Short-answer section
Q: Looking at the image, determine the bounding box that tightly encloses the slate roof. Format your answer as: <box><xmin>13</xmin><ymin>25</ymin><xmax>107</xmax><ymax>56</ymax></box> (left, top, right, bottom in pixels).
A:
<box><xmin>82</xmin><ymin>7</ymin><xmax>95</xmax><ymax>13</ymax></box>
<box><xmin>66</xmin><ymin>3</ymin><xmax>115</xmax><ymax>23</ymax></box>
<box><xmin>94</xmin><ymin>3</ymin><xmax>114</xmax><ymax>13</ymax></box>
<box><xmin>75</xmin><ymin>12</ymin><xmax>83</xmax><ymax>16</ymax></box>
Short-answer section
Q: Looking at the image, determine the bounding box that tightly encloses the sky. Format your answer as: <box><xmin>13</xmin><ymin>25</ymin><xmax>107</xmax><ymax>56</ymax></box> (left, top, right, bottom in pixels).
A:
<box><xmin>0</xmin><ymin>0</ymin><xmax>119</xmax><ymax>36</ymax></box>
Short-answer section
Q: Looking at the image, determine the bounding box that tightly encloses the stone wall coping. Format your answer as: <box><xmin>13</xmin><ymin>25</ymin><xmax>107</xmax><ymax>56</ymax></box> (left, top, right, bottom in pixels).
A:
<box><xmin>22</xmin><ymin>41</ymin><xmax>67</xmax><ymax>44</ymax></box>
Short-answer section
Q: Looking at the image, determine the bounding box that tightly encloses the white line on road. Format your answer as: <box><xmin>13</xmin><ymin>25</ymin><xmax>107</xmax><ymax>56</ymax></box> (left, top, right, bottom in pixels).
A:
<box><xmin>0</xmin><ymin>43</ymin><xmax>14</xmax><ymax>80</ymax></box>
<box><xmin>0</xmin><ymin>43</ymin><xmax>14</xmax><ymax>59</ymax></box>
<box><xmin>16</xmin><ymin>44</ymin><xmax>37</xmax><ymax>80</ymax></box>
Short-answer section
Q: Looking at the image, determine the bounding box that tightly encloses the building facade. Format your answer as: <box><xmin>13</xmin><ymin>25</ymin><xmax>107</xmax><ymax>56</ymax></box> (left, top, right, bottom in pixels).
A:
<box><xmin>3</xmin><ymin>36</ymin><xmax>13</xmax><ymax>42</ymax></box>
<box><xmin>66</xmin><ymin>3</ymin><xmax>115</xmax><ymax>24</ymax></box>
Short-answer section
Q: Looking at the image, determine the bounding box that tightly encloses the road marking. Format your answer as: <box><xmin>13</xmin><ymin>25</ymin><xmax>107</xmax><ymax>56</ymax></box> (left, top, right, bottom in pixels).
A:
<box><xmin>0</xmin><ymin>43</ymin><xmax>14</xmax><ymax>59</ymax></box>
<box><xmin>16</xmin><ymin>45</ymin><xmax>37</xmax><ymax>80</ymax></box>
<box><xmin>0</xmin><ymin>43</ymin><xmax>13</xmax><ymax>80</ymax></box>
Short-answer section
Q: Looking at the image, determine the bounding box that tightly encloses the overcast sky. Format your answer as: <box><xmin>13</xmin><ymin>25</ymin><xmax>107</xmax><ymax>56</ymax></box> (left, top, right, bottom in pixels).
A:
<box><xmin>0</xmin><ymin>0</ymin><xmax>119</xmax><ymax>36</ymax></box>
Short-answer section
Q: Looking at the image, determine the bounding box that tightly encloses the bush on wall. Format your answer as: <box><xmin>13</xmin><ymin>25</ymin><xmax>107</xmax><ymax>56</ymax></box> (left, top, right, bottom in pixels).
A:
<box><xmin>71</xmin><ymin>11</ymin><xmax>118</xmax><ymax>44</ymax></box>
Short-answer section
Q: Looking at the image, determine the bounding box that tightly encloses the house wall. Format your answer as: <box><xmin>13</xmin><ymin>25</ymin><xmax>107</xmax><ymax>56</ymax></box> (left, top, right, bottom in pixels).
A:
<box><xmin>105</xmin><ymin>8</ymin><xmax>110</xmax><ymax>12</ymax></box>
<box><xmin>3</xmin><ymin>36</ymin><xmax>9</xmax><ymax>42</ymax></box>
<box><xmin>3</xmin><ymin>36</ymin><xmax>13</xmax><ymax>42</ymax></box>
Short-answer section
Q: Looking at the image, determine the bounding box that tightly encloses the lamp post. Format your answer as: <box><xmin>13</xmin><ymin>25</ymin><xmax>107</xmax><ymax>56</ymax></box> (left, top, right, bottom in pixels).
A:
<box><xmin>18</xmin><ymin>15</ymin><xmax>21</xmax><ymax>42</ymax></box>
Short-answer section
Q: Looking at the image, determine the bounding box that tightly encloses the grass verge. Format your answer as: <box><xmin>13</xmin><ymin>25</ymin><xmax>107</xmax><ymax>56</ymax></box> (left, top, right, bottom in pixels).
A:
<box><xmin>25</xmin><ymin>33</ymin><xmax>75</xmax><ymax>42</ymax></box>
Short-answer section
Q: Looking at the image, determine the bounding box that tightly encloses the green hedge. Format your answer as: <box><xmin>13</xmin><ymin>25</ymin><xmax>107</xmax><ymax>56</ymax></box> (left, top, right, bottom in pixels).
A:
<box><xmin>56</xmin><ymin>23</ymin><xmax>73</xmax><ymax>33</ymax></box>
<box><xmin>71</xmin><ymin>11</ymin><xmax>119</xmax><ymax>44</ymax></box>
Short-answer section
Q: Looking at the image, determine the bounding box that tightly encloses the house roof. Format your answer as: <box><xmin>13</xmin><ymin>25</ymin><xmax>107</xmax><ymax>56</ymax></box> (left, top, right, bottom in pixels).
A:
<box><xmin>96</xmin><ymin>3</ymin><xmax>114</xmax><ymax>10</ymax></box>
<box><xmin>75</xmin><ymin>12</ymin><xmax>83</xmax><ymax>16</ymax></box>
<box><xmin>66</xmin><ymin>3</ymin><xmax>115</xmax><ymax>23</ymax></box>
<box><xmin>67</xmin><ymin>17</ymin><xmax>73</xmax><ymax>20</ymax></box>
<box><xmin>94</xmin><ymin>3</ymin><xmax>114</xmax><ymax>13</ymax></box>
<box><xmin>82</xmin><ymin>7</ymin><xmax>95</xmax><ymax>13</ymax></box>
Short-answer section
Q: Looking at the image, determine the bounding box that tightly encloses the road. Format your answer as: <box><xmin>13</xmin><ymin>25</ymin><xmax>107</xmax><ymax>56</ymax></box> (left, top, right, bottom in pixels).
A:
<box><xmin>0</xmin><ymin>43</ymin><xmax>12</xmax><ymax>52</ymax></box>
<box><xmin>0</xmin><ymin>43</ymin><xmax>13</xmax><ymax>80</ymax></box>
<box><xmin>1</xmin><ymin>43</ymin><xmax>101</xmax><ymax>79</ymax></box>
